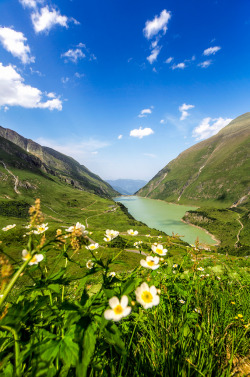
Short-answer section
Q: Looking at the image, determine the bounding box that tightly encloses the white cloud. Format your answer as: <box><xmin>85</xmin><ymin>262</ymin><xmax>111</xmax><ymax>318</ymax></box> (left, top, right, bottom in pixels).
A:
<box><xmin>138</xmin><ymin>108</ymin><xmax>152</xmax><ymax>118</ymax></box>
<box><xmin>198</xmin><ymin>60</ymin><xmax>212</xmax><ymax>68</ymax></box>
<box><xmin>144</xmin><ymin>153</ymin><xmax>156</xmax><ymax>158</ymax></box>
<box><xmin>171</xmin><ymin>62</ymin><xmax>186</xmax><ymax>70</ymax></box>
<box><xmin>192</xmin><ymin>117</ymin><xmax>233</xmax><ymax>140</ymax></box>
<box><xmin>203</xmin><ymin>46</ymin><xmax>221</xmax><ymax>56</ymax></box>
<box><xmin>143</xmin><ymin>9</ymin><xmax>171</xmax><ymax>39</ymax></box>
<box><xmin>91</xmin><ymin>151</ymin><xmax>98</xmax><ymax>155</ymax></box>
<box><xmin>165</xmin><ymin>57</ymin><xmax>173</xmax><ymax>64</ymax></box>
<box><xmin>0</xmin><ymin>27</ymin><xmax>35</xmax><ymax>64</ymax></box>
<box><xmin>74</xmin><ymin>72</ymin><xmax>85</xmax><ymax>78</ymax></box>
<box><xmin>31</xmin><ymin>6</ymin><xmax>78</xmax><ymax>33</ymax></box>
<box><xmin>0</xmin><ymin>62</ymin><xmax>62</xmax><ymax>110</ymax></box>
<box><xmin>179</xmin><ymin>103</ymin><xmax>195</xmax><ymax>120</ymax></box>
<box><xmin>61</xmin><ymin>77</ymin><xmax>69</xmax><ymax>84</ymax></box>
<box><xmin>160</xmin><ymin>119</ymin><xmax>166</xmax><ymax>124</ymax></box>
<box><xmin>147</xmin><ymin>46</ymin><xmax>161</xmax><ymax>64</ymax></box>
<box><xmin>61</xmin><ymin>48</ymin><xmax>85</xmax><ymax>63</ymax></box>
<box><xmin>130</xmin><ymin>127</ymin><xmax>154</xmax><ymax>139</ymax></box>
<box><xmin>19</xmin><ymin>0</ymin><xmax>39</xmax><ymax>8</ymax></box>
<box><xmin>118</xmin><ymin>134</ymin><xmax>123</xmax><ymax>140</ymax></box>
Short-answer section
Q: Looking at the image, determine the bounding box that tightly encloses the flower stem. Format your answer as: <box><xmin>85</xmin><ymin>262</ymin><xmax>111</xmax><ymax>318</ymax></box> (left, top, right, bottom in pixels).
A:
<box><xmin>0</xmin><ymin>325</ymin><xmax>21</xmax><ymax>376</ymax></box>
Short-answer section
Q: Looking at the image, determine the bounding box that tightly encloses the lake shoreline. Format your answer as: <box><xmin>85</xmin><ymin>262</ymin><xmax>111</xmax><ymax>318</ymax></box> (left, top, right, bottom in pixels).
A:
<box><xmin>180</xmin><ymin>218</ymin><xmax>221</xmax><ymax>247</ymax></box>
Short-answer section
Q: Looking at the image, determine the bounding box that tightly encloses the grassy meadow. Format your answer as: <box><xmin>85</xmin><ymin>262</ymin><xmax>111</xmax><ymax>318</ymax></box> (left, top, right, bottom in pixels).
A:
<box><xmin>0</xmin><ymin>197</ymin><xmax>249</xmax><ymax>377</ymax></box>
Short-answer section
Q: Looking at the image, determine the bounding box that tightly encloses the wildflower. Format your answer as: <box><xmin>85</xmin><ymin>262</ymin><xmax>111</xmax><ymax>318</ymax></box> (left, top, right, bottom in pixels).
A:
<box><xmin>33</xmin><ymin>223</ymin><xmax>48</xmax><ymax>234</ymax></box>
<box><xmin>206</xmin><ymin>274</ymin><xmax>210</xmax><ymax>277</ymax></box>
<box><xmin>140</xmin><ymin>256</ymin><xmax>160</xmax><ymax>270</ymax></box>
<box><xmin>146</xmin><ymin>234</ymin><xmax>151</xmax><ymax>237</ymax></box>
<box><xmin>195</xmin><ymin>308</ymin><xmax>201</xmax><ymax>314</ymax></box>
<box><xmin>173</xmin><ymin>263</ymin><xmax>178</xmax><ymax>268</ymax></box>
<box><xmin>200</xmin><ymin>274</ymin><xmax>205</xmax><ymax>278</ymax></box>
<box><xmin>104</xmin><ymin>235</ymin><xmax>112</xmax><ymax>242</ymax></box>
<box><xmin>158</xmin><ymin>235</ymin><xmax>162</xmax><ymax>239</ymax></box>
<box><xmin>108</xmin><ymin>272</ymin><xmax>116</xmax><ymax>278</ymax></box>
<box><xmin>135</xmin><ymin>282</ymin><xmax>160</xmax><ymax>309</ymax></box>
<box><xmin>157</xmin><ymin>289</ymin><xmax>161</xmax><ymax>294</ymax></box>
<box><xmin>24</xmin><ymin>224</ymin><xmax>32</xmax><ymax>229</ymax></box>
<box><xmin>127</xmin><ymin>229</ymin><xmax>138</xmax><ymax>236</ymax></box>
<box><xmin>231</xmin><ymin>301</ymin><xmax>236</xmax><ymax>305</ymax></box>
<box><xmin>197</xmin><ymin>267</ymin><xmax>204</xmax><ymax>271</ymax></box>
<box><xmin>86</xmin><ymin>243</ymin><xmax>99</xmax><ymax>251</ymax></box>
<box><xmin>104</xmin><ymin>229</ymin><xmax>119</xmax><ymax>240</ymax></box>
<box><xmin>217</xmin><ymin>276</ymin><xmax>221</xmax><ymax>280</ymax></box>
<box><xmin>152</xmin><ymin>244</ymin><xmax>167</xmax><ymax>256</ymax></box>
<box><xmin>159</xmin><ymin>257</ymin><xmax>164</xmax><ymax>262</ymax></box>
<box><xmin>66</xmin><ymin>222</ymin><xmax>87</xmax><ymax>235</ymax></box>
<box><xmin>104</xmin><ymin>296</ymin><xmax>131</xmax><ymax>321</ymax></box>
<box><xmin>86</xmin><ymin>260</ymin><xmax>94</xmax><ymax>269</ymax></box>
<box><xmin>2</xmin><ymin>224</ymin><xmax>16</xmax><ymax>231</ymax></box>
<box><xmin>179</xmin><ymin>299</ymin><xmax>185</xmax><ymax>304</ymax></box>
<box><xmin>237</xmin><ymin>314</ymin><xmax>243</xmax><ymax>318</ymax></box>
<box><xmin>22</xmin><ymin>250</ymin><xmax>44</xmax><ymax>265</ymax></box>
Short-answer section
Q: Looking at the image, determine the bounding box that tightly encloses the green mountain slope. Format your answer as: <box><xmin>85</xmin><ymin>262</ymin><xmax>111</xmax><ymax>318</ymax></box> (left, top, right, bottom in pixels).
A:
<box><xmin>138</xmin><ymin>113</ymin><xmax>250</xmax><ymax>207</ymax></box>
<box><xmin>0</xmin><ymin>125</ymin><xmax>117</xmax><ymax>198</ymax></box>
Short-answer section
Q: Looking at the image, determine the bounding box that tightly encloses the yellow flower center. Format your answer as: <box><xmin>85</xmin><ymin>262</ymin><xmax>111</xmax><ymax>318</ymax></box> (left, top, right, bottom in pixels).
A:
<box><xmin>141</xmin><ymin>291</ymin><xmax>153</xmax><ymax>303</ymax></box>
<box><xmin>90</xmin><ymin>245</ymin><xmax>95</xmax><ymax>250</ymax></box>
<box><xmin>147</xmin><ymin>261</ymin><xmax>155</xmax><ymax>266</ymax></box>
<box><xmin>30</xmin><ymin>256</ymin><xmax>37</xmax><ymax>263</ymax></box>
<box><xmin>114</xmin><ymin>305</ymin><xmax>123</xmax><ymax>315</ymax></box>
<box><xmin>156</xmin><ymin>248</ymin><xmax>163</xmax><ymax>254</ymax></box>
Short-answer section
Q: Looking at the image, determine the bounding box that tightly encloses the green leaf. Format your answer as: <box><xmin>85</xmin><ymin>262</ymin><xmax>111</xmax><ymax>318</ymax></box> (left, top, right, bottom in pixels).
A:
<box><xmin>76</xmin><ymin>322</ymin><xmax>97</xmax><ymax>377</ymax></box>
<box><xmin>48</xmin><ymin>284</ymin><xmax>61</xmax><ymax>294</ymax></box>
<box><xmin>120</xmin><ymin>277</ymin><xmax>141</xmax><ymax>296</ymax></box>
<box><xmin>59</xmin><ymin>335</ymin><xmax>79</xmax><ymax>367</ymax></box>
<box><xmin>103</xmin><ymin>322</ymin><xmax>126</xmax><ymax>355</ymax></box>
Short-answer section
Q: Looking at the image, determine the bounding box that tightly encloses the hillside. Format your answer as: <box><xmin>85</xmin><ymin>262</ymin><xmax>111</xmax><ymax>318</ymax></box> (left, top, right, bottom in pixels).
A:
<box><xmin>138</xmin><ymin>113</ymin><xmax>250</xmax><ymax>207</ymax></box>
<box><xmin>107</xmin><ymin>179</ymin><xmax>148</xmax><ymax>195</ymax></box>
<box><xmin>0</xmin><ymin>126</ymin><xmax>117</xmax><ymax>198</ymax></box>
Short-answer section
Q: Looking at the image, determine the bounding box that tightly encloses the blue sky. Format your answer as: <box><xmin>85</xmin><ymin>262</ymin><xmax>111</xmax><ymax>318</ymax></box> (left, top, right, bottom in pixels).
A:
<box><xmin>0</xmin><ymin>0</ymin><xmax>249</xmax><ymax>180</ymax></box>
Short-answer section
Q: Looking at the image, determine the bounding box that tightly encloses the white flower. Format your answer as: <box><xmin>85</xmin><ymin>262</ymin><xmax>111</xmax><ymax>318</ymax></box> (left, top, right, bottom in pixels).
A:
<box><xmin>2</xmin><ymin>224</ymin><xmax>16</xmax><ymax>231</ymax></box>
<box><xmin>200</xmin><ymin>274</ymin><xmax>205</xmax><ymax>278</ymax></box>
<box><xmin>146</xmin><ymin>234</ymin><xmax>151</xmax><ymax>237</ymax></box>
<box><xmin>104</xmin><ymin>229</ymin><xmax>119</xmax><ymax>240</ymax></box>
<box><xmin>173</xmin><ymin>263</ymin><xmax>178</xmax><ymax>268</ymax></box>
<box><xmin>24</xmin><ymin>224</ymin><xmax>32</xmax><ymax>229</ymax></box>
<box><xmin>217</xmin><ymin>276</ymin><xmax>221</xmax><ymax>280</ymax></box>
<box><xmin>86</xmin><ymin>260</ymin><xmax>94</xmax><ymax>269</ymax></box>
<box><xmin>104</xmin><ymin>236</ymin><xmax>112</xmax><ymax>242</ymax></box>
<box><xmin>22</xmin><ymin>249</ymin><xmax>44</xmax><ymax>265</ymax></box>
<box><xmin>33</xmin><ymin>223</ymin><xmax>48</xmax><ymax>234</ymax></box>
<box><xmin>206</xmin><ymin>274</ymin><xmax>210</xmax><ymax>277</ymax></box>
<box><xmin>135</xmin><ymin>282</ymin><xmax>160</xmax><ymax>309</ymax></box>
<box><xmin>151</xmin><ymin>244</ymin><xmax>167</xmax><ymax>256</ymax></box>
<box><xmin>197</xmin><ymin>267</ymin><xmax>204</xmax><ymax>271</ymax></box>
<box><xmin>127</xmin><ymin>229</ymin><xmax>138</xmax><ymax>236</ymax></box>
<box><xmin>66</xmin><ymin>222</ymin><xmax>88</xmax><ymax>235</ymax></box>
<box><xmin>140</xmin><ymin>256</ymin><xmax>160</xmax><ymax>270</ymax></box>
<box><xmin>104</xmin><ymin>296</ymin><xmax>131</xmax><ymax>321</ymax></box>
<box><xmin>108</xmin><ymin>272</ymin><xmax>116</xmax><ymax>278</ymax></box>
<box><xmin>158</xmin><ymin>235</ymin><xmax>163</xmax><ymax>239</ymax></box>
<box><xmin>86</xmin><ymin>243</ymin><xmax>99</xmax><ymax>251</ymax></box>
<box><xmin>179</xmin><ymin>299</ymin><xmax>185</xmax><ymax>304</ymax></box>
<box><xmin>195</xmin><ymin>308</ymin><xmax>201</xmax><ymax>314</ymax></box>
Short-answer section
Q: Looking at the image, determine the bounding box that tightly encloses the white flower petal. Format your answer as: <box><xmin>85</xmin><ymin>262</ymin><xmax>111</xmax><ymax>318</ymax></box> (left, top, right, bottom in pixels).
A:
<box><xmin>120</xmin><ymin>295</ymin><xmax>128</xmax><ymax>308</ymax></box>
<box><xmin>109</xmin><ymin>296</ymin><xmax>120</xmax><ymax>309</ymax></box>
<box><xmin>104</xmin><ymin>309</ymin><xmax>114</xmax><ymax>320</ymax></box>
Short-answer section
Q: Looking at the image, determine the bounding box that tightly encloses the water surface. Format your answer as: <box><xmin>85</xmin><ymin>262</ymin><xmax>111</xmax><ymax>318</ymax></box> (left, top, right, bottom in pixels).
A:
<box><xmin>115</xmin><ymin>196</ymin><xmax>216</xmax><ymax>246</ymax></box>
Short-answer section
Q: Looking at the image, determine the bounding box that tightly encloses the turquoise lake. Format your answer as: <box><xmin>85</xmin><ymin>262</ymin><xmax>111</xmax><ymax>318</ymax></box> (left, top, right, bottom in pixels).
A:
<box><xmin>114</xmin><ymin>196</ymin><xmax>216</xmax><ymax>246</ymax></box>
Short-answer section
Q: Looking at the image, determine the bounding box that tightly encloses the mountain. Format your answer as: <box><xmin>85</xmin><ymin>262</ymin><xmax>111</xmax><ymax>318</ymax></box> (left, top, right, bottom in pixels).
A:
<box><xmin>138</xmin><ymin>113</ymin><xmax>250</xmax><ymax>207</ymax></box>
<box><xmin>106</xmin><ymin>179</ymin><xmax>148</xmax><ymax>195</ymax></box>
<box><xmin>0</xmin><ymin>126</ymin><xmax>117</xmax><ymax>198</ymax></box>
